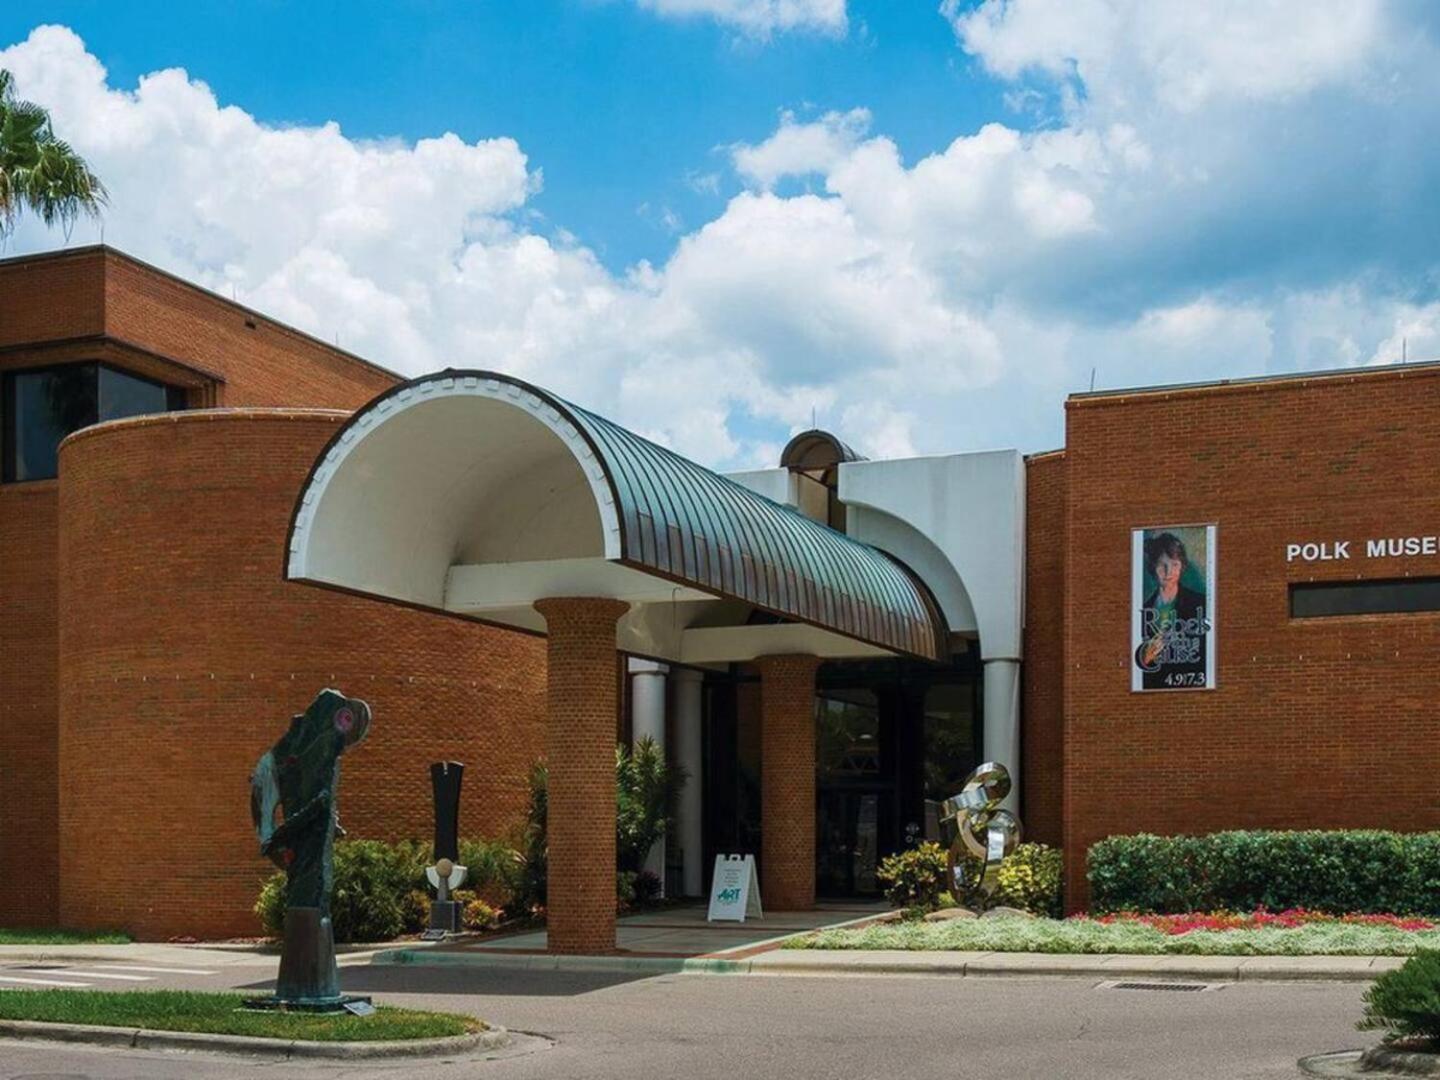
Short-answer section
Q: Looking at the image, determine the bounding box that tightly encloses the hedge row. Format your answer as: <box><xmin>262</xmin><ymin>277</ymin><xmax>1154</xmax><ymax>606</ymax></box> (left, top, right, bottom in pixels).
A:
<box><xmin>1088</xmin><ymin>830</ymin><xmax>1440</xmax><ymax>916</ymax></box>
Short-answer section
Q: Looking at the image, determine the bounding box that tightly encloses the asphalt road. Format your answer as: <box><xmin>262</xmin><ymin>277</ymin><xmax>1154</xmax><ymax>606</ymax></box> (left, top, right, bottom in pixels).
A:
<box><xmin>0</xmin><ymin>959</ymin><xmax>1378</xmax><ymax>1079</ymax></box>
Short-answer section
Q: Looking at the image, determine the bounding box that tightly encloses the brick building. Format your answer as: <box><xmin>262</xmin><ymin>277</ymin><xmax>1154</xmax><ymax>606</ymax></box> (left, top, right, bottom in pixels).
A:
<box><xmin>2</xmin><ymin>244</ymin><xmax>1436</xmax><ymax>943</ymax></box>
<box><xmin>1</xmin><ymin>247</ymin><xmax>544</xmax><ymax>939</ymax></box>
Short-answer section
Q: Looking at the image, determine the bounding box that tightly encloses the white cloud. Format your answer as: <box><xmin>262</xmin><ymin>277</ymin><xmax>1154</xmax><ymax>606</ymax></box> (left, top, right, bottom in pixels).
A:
<box><xmin>5</xmin><ymin>10</ymin><xmax>1440</xmax><ymax>468</ymax></box>
<box><xmin>945</xmin><ymin>0</ymin><xmax>1387</xmax><ymax>113</ymax></box>
<box><xmin>732</xmin><ymin>108</ymin><xmax>871</xmax><ymax>188</ymax></box>
<box><xmin>635</xmin><ymin>0</ymin><xmax>846</xmax><ymax>38</ymax></box>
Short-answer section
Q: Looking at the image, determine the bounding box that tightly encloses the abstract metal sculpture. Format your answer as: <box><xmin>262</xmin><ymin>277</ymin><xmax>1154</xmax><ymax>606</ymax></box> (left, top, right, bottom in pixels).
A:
<box><xmin>246</xmin><ymin>688</ymin><xmax>372</xmax><ymax>1011</ymax></box>
<box><xmin>425</xmin><ymin>761</ymin><xmax>468</xmax><ymax>935</ymax></box>
<box><xmin>937</xmin><ymin>762</ymin><xmax>1021</xmax><ymax>908</ymax></box>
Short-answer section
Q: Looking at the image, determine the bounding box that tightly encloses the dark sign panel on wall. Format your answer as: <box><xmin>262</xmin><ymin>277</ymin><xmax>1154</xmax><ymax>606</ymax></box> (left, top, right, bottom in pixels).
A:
<box><xmin>1131</xmin><ymin>524</ymin><xmax>1217</xmax><ymax>691</ymax></box>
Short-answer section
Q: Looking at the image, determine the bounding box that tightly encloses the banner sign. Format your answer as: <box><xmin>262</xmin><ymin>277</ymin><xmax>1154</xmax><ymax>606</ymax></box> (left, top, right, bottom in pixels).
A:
<box><xmin>707</xmin><ymin>854</ymin><xmax>763</xmax><ymax>923</ymax></box>
<box><xmin>1131</xmin><ymin>524</ymin><xmax>1217</xmax><ymax>691</ymax></box>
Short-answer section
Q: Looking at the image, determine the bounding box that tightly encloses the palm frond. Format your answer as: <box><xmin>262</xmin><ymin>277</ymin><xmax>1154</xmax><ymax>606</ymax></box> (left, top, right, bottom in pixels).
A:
<box><xmin>0</xmin><ymin>67</ymin><xmax>106</xmax><ymax>238</ymax></box>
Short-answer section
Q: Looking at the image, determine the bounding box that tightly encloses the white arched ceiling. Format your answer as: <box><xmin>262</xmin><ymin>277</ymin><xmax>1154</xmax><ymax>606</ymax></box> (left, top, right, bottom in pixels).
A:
<box><xmin>287</xmin><ymin>375</ymin><xmax>621</xmax><ymax>611</ymax></box>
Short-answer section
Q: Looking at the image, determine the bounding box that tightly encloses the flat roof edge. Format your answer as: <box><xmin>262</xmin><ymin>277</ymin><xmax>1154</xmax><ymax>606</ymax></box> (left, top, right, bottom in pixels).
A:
<box><xmin>1070</xmin><ymin>358</ymin><xmax>1440</xmax><ymax>404</ymax></box>
<box><xmin>0</xmin><ymin>245</ymin><xmax>404</xmax><ymax>385</ymax></box>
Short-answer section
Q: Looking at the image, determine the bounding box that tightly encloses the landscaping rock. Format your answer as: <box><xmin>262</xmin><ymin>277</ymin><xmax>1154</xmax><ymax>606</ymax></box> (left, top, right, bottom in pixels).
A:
<box><xmin>1360</xmin><ymin>1041</ymin><xmax>1440</xmax><ymax>1076</ymax></box>
<box><xmin>980</xmin><ymin>906</ymin><xmax>1036</xmax><ymax>920</ymax></box>
<box><xmin>923</xmin><ymin>907</ymin><xmax>978</xmax><ymax>923</ymax></box>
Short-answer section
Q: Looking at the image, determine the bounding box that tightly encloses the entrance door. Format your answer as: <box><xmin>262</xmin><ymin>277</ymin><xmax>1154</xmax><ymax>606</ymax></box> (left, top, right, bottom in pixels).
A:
<box><xmin>814</xmin><ymin>650</ymin><xmax>983</xmax><ymax>899</ymax></box>
<box><xmin>815</xmin><ymin>686</ymin><xmax>896</xmax><ymax>898</ymax></box>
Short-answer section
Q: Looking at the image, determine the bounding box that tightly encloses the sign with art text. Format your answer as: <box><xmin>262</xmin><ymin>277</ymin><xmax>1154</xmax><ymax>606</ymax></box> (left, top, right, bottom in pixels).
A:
<box><xmin>1285</xmin><ymin>535</ymin><xmax>1440</xmax><ymax>563</ymax></box>
<box><xmin>707</xmin><ymin>854</ymin><xmax>763</xmax><ymax>923</ymax></box>
<box><xmin>1131</xmin><ymin>524</ymin><xmax>1217</xmax><ymax>692</ymax></box>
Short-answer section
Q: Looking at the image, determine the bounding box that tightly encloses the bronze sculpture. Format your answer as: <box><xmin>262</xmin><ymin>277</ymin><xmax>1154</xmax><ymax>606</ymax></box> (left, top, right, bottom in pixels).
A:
<box><xmin>246</xmin><ymin>688</ymin><xmax>372</xmax><ymax>1011</ymax></box>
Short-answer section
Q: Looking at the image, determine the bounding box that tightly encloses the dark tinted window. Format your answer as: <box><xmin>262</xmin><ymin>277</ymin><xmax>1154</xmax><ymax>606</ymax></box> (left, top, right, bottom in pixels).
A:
<box><xmin>2</xmin><ymin>364</ymin><xmax>98</xmax><ymax>482</ymax></box>
<box><xmin>1290</xmin><ymin>578</ymin><xmax>1440</xmax><ymax>618</ymax></box>
<box><xmin>2</xmin><ymin>363</ymin><xmax>185</xmax><ymax>482</ymax></box>
<box><xmin>99</xmin><ymin>366</ymin><xmax>172</xmax><ymax>422</ymax></box>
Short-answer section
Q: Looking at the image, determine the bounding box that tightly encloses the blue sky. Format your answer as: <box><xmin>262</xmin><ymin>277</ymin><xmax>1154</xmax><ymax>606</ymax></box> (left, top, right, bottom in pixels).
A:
<box><xmin>0</xmin><ymin>1</ymin><xmax>1006</xmax><ymax>271</ymax></box>
<box><xmin>3</xmin><ymin>3</ymin><xmax>1439</xmax><ymax>467</ymax></box>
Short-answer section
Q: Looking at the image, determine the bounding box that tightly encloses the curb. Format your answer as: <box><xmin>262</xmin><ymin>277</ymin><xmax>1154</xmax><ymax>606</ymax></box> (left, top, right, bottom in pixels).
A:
<box><xmin>0</xmin><ymin>1018</ymin><xmax>510</xmax><ymax>1060</ymax></box>
<box><xmin>378</xmin><ymin>949</ymin><xmax>691</xmax><ymax>975</ymax></box>
<box><xmin>743</xmin><ymin>953</ymin><xmax>1402</xmax><ymax>983</ymax></box>
<box><xmin>374</xmin><ymin>947</ymin><xmax>1402</xmax><ymax>983</ymax></box>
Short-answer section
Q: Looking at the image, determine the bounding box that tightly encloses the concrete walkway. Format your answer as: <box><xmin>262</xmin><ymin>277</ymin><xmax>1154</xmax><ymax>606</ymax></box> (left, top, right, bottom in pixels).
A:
<box><xmin>381</xmin><ymin>902</ymin><xmax>887</xmax><ymax>966</ymax></box>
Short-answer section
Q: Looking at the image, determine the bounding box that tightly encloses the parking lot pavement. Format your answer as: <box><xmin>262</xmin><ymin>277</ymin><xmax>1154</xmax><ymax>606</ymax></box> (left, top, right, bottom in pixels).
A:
<box><xmin>0</xmin><ymin>959</ymin><xmax>1379</xmax><ymax>1080</ymax></box>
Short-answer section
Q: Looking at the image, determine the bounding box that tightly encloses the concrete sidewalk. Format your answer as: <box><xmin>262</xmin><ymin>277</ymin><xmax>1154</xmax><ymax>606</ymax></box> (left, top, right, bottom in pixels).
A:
<box><xmin>375</xmin><ymin>942</ymin><xmax>1405</xmax><ymax>983</ymax></box>
<box><xmin>730</xmin><ymin>948</ymin><xmax>1407</xmax><ymax>982</ymax></box>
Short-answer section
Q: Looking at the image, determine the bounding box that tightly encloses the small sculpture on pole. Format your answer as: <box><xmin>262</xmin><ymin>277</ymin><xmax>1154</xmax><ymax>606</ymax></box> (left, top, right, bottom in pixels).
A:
<box><xmin>424</xmin><ymin>761</ymin><xmax>468</xmax><ymax>937</ymax></box>
<box><xmin>245</xmin><ymin>688</ymin><xmax>372</xmax><ymax>1011</ymax></box>
<box><xmin>937</xmin><ymin>762</ymin><xmax>1021</xmax><ymax>910</ymax></box>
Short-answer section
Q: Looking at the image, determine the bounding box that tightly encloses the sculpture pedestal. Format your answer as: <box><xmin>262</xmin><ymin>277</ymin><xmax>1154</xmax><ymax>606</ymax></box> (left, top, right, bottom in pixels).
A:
<box><xmin>244</xmin><ymin>907</ymin><xmax>371</xmax><ymax>1013</ymax></box>
<box><xmin>429</xmin><ymin>900</ymin><xmax>462</xmax><ymax>933</ymax></box>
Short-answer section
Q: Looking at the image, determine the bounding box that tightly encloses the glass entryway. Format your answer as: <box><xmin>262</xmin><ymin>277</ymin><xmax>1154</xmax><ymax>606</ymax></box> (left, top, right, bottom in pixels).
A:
<box><xmin>701</xmin><ymin>644</ymin><xmax>983</xmax><ymax>899</ymax></box>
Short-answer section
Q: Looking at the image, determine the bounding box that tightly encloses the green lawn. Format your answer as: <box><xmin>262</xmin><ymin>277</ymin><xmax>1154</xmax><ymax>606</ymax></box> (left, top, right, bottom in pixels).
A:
<box><xmin>0</xmin><ymin>928</ymin><xmax>130</xmax><ymax>945</ymax></box>
<box><xmin>788</xmin><ymin>918</ymin><xmax>1440</xmax><ymax>956</ymax></box>
<box><xmin>0</xmin><ymin>990</ymin><xmax>480</xmax><ymax>1042</ymax></box>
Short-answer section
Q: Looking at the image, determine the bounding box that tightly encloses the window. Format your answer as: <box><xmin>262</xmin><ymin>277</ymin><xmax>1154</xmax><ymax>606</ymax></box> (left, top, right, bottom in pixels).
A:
<box><xmin>2</xmin><ymin>363</ymin><xmax>186</xmax><ymax>482</ymax></box>
<box><xmin>1290</xmin><ymin>578</ymin><xmax>1440</xmax><ymax>618</ymax></box>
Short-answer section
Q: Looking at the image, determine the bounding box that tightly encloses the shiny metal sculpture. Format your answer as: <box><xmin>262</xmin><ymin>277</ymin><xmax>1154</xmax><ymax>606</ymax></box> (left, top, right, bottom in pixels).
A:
<box><xmin>245</xmin><ymin>688</ymin><xmax>372</xmax><ymax>1012</ymax></box>
<box><xmin>938</xmin><ymin>762</ymin><xmax>1021</xmax><ymax>908</ymax></box>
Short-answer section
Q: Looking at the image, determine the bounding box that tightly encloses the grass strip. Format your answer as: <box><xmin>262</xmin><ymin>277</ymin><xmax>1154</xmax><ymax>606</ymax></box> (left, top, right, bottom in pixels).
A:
<box><xmin>787</xmin><ymin>919</ymin><xmax>1440</xmax><ymax>956</ymax></box>
<box><xmin>0</xmin><ymin>928</ymin><xmax>130</xmax><ymax>945</ymax></box>
<box><xmin>0</xmin><ymin>990</ymin><xmax>479</xmax><ymax>1042</ymax></box>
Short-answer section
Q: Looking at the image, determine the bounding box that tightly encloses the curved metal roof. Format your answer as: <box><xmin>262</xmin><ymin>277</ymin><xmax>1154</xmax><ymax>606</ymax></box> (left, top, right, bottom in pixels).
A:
<box><xmin>780</xmin><ymin>428</ymin><xmax>867</xmax><ymax>470</ymax></box>
<box><xmin>287</xmin><ymin>370</ymin><xmax>947</xmax><ymax>661</ymax></box>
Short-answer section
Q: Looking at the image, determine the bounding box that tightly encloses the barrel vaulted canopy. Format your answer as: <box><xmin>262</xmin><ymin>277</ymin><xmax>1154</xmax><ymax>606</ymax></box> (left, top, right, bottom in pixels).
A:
<box><xmin>286</xmin><ymin>371</ymin><xmax>946</xmax><ymax>664</ymax></box>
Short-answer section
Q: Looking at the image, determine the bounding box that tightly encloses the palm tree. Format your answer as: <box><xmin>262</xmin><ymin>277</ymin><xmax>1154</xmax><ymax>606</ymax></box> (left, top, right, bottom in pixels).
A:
<box><xmin>0</xmin><ymin>68</ymin><xmax>106</xmax><ymax>239</ymax></box>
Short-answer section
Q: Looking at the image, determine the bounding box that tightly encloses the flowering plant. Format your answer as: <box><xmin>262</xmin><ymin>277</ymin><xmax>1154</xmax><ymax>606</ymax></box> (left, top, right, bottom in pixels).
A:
<box><xmin>1093</xmin><ymin>908</ymin><xmax>1435</xmax><ymax>936</ymax></box>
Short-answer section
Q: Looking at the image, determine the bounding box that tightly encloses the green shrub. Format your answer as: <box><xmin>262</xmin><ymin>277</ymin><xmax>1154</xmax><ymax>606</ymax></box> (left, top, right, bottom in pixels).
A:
<box><xmin>995</xmin><ymin>844</ymin><xmax>1064</xmax><ymax>917</ymax></box>
<box><xmin>254</xmin><ymin>873</ymin><xmax>286</xmax><ymax>937</ymax></box>
<box><xmin>401</xmin><ymin>889</ymin><xmax>430</xmax><ymax>935</ymax></box>
<box><xmin>329</xmin><ymin>839</ymin><xmax>423</xmax><ymax>943</ymax></box>
<box><xmin>511</xmin><ymin>762</ymin><xmax>549</xmax><ymax>915</ymax></box>
<box><xmin>457</xmin><ymin>837</ymin><xmax>522</xmax><ymax>910</ymax></box>
<box><xmin>878</xmin><ymin>842</ymin><xmax>1064</xmax><ymax>915</ymax></box>
<box><xmin>1360</xmin><ymin>949</ymin><xmax>1440</xmax><ymax>1042</ymax></box>
<box><xmin>617</xmin><ymin>738</ymin><xmax>687</xmax><ymax>873</ymax></box>
<box><xmin>512</xmin><ymin>746</ymin><xmax>688</xmax><ymax>912</ymax></box>
<box><xmin>877</xmin><ymin>843</ymin><xmax>948</xmax><ymax>910</ymax></box>
<box><xmin>949</xmin><ymin>842</ymin><xmax>1064</xmax><ymax>916</ymax></box>
<box><xmin>462</xmin><ymin>898</ymin><xmax>499</xmax><ymax>932</ymax></box>
<box><xmin>253</xmin><ymin>836</ymin><xmax>522</xmax><ymax>943</ymax></box>
<box><xmin>616</xmin><ymin>871</ymin><xmax>638</xmax><ymax>912</ymax></box>
<box><xmin>1089</xmin><ymin>830</ymin><xmax>1440</xmax><ymax>916</ymax></box>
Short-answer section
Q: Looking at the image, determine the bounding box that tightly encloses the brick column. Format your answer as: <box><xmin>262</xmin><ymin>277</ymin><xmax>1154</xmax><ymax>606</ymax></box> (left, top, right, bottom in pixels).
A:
<box><xmin>534</xmin><ymin>597</ymin><xmax>629</xmax><ymax>954</ymax></box>
<box><xmin>758</xmin><ymin>653</ymin><xmax>820</xmax><ymax>911</ymax></box>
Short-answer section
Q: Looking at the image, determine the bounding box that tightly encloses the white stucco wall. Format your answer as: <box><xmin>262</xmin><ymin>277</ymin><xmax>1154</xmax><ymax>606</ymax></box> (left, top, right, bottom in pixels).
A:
<box><xmin>839</xmin><ymin>451</ymin><xmax>1026</xmax><ymax>662</ymax></box>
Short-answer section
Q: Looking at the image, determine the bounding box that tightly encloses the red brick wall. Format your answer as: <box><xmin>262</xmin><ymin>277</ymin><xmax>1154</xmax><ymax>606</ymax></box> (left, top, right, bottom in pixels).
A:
<box><xmin>1022</xmin><ymin>451</ymin><xmax>1066</xmax><ymax>849</ymax></box>
<box><xmin>0</xmin><ymin>246</ymin><xmax>426</xmax><ymax>934</ymax></box>
<box><xmin>759</xmin><ymin>654</ymin><xmax>820</xmax><ymax>910</ymax></box>
<box><xmin>535</xmin><ymin>598</ymin><xmax>629</xmax><ymax>954</ymax></box>
<box><xmin>1060</xmin><ymin>367</ymin><xmax>1440</xmax><ymax>911</ymax></box>
<box><xmin>0</xmin><ymin>251</ymin><xmax>104</xmax><ymax>348</ymax></box>
<box><xmin>101</xmin><ymin>254</ymin><xmax>395</xmax><ymax>408</ymax></box>
<box><xmin>0</xmin><ymin>481</ymin><xmax>61</xmax><ymax>926</ymax></box>
<box><xmin>57</xmin><ymin>411</ymin><xmax>545</xmax><ymax>940</ymax></box>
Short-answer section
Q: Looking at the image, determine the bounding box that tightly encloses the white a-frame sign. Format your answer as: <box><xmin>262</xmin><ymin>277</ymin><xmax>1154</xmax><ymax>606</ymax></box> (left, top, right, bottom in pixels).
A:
<box><xmin>707</xmin><ymin>854</ymin><xmax>763</xmax><ymax>922</ymax></box>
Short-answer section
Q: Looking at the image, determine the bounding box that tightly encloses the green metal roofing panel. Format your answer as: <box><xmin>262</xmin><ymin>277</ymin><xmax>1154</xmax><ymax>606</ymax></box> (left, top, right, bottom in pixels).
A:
<box><xmin>556</xmin><ymin>391</ymin><xmax>946</xmax><ymax>662</ymax></box>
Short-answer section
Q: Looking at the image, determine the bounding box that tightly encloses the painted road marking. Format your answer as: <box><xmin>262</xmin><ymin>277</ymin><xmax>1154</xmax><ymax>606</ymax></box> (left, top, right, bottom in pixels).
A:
<box><xmin>93</xmin><ymin>965</ymin><xmax>218</xmax><ymax>976</ymax></box>
<box><xmin>0</xmin><ymin>974</ymin><xmax>92</xmax><ymax>987</ymax></box>
<box><xmin>38</xmin><ymin>970</ymin><xmax>152</xmax><ymax>982</ymax></box>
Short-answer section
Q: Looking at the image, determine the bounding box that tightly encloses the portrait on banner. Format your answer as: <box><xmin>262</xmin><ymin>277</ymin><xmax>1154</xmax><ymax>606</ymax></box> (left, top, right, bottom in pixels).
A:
<box><xmin>1131</xmin><ymin>525</ymin><xmax>1216</xmax><ymax>691</ymax></box>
